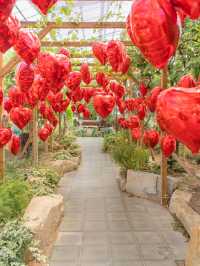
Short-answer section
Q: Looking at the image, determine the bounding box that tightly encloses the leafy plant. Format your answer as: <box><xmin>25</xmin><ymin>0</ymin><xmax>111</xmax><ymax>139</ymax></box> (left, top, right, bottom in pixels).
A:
<box><xmin>0</xmin><ymin>220</ymin><xmax>45</xmax><ymax>266</ymax></box>
<box><xmin>0</xmin><ymin>180</ymin><xmax>32</xmax><ymax>224</ymax></box>
<box><xmin>103</xmin><ymin>131</ymin><xmax>129</xmax><ymax>153</ymax></box>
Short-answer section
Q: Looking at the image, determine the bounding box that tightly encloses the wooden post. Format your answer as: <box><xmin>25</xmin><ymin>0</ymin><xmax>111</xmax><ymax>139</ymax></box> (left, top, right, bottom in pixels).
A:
<box><xmin>0</xmin><ymin>53</ymin><xmax>4</xmax><ymax>183</ymax></box>
<box><xmin>161</xmin><ymin>66</ymin><xmax>168</xmax><ymax>207</ymax></box>
<box><xmin>32</xmin><ymin>107</ymin><xmax>38</xmax><ymax>167</ymax></box>
<box><xmin>59</xmin><ymin>113</ymin><xmax>62</xmax><ymax>139</ymax></box>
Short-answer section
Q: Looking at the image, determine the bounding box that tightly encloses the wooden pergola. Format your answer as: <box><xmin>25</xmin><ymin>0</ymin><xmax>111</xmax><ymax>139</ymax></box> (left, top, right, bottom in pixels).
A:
<box><xmin>0</xmin><ymin>14</ymin><xmax>169</xmax><ymax>207</ymax></box>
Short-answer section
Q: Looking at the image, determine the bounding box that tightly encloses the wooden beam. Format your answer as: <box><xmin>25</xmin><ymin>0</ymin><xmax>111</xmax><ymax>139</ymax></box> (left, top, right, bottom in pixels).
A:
<box><xmin>0</xmin><ymin>25</ymin><xmax>52</xmax><ymax>78</ymax></box>
<box><xmin>21</xmin><ymin>21</ymin><xmax>126</xmax><ymax>29</ymax></box>
<box><xmin>41</xmin><ymin>40</ymin><xmax>132</xmax><ymax>47</ymax></box>
<box><xmin>0</xmin><ymin>53</ymin><xmax>4</xmax><ymax>183</ymax></box>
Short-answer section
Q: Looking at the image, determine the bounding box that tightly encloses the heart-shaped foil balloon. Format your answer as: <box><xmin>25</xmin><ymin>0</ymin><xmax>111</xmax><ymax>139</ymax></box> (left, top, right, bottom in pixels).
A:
<box><xmin>66</xmin><ymin>71</ymin><xmax>82</xmax><ymax>90</ymax></box>
<box><xmin>16</xmin><ymin>62</ymin><xmax>35</xmax><ymax>92</ymax></box>
<box><xmin>9</xmin><ymin>134</ymin><xmax>20</xmax><ymax>155</ymax></box>
<box><xmin>8</xmin><ymin>86</ymin><xmax>25</xmax><ymax>107</ymax></box>
<box><xmin>10</xmin><ymin>107</ymin><xmax>32</xmax><ymax>129</ymax></box>
<box><xmin>110</xmin><ymin>81</ymin><xmax>125</xmax><ymax>99</ymax></box>
<box><xmin>172</xmin><ymin>0</ymin><xmax>200</xmax><ymax>20</ymax></box>
<box><xmin>161</xmin><ymin>135</ymin><xmax>176</xmax><ymax>157</ymax></box>
<box><xmin>0</xmin><ymin>128</ymin><xmax>12</xmax><ymax>148</ymax></box>
<box><xmin>96</xmin><ymin>72</ymin><xmax>109</xmax><ymax>89</ymax></box>
<box><xmin>156</xmin><ymin>87</ymin><xmax>200</xmax><ymax>153</ymax></box>
<box><xmin>81</xmin><ymin>63</ymin><xmax>92</xmax><ymax>85</ymax></box>
<box><xmin>131</xmin><ymin>128</ymin><xmax>141</xmax><ymax>141</ymax></box>
<box><xmin>116</xmin><ymin>99</ymin><xmax>126</xmax><ymax>114</ymax></box>
<box><xmin>31</xmin><ymin>0</ymin><xmax>58</xmax><ymax>15</ymax></box>
<box><xmin>83</xmin><ymin>88</ymin><xmax>94</xmax><ymax>103</ymax></box>
<box><xmin>14</xmin><ymin>30</ymin><xmax>41</xmax><ymax>64</ymax></box>
<box><xmin>92</xmin><ymin>42</ymin><xmax>107</xmax><ymax>65</ymax></box>
<box><xmin>4</xmin><ymin>98</ymin><xmax>13</xmax><ymax>113</ymax></box>
<box><xmin>0</xmin><ymin>89</ymin><xmax>3</xmax><ymax>106</ymax></box>
<box><xmin>0</xmin><ymin>15</ymin><xmax>20</xmax><ymax>53</ymax></box>
<box><xmin>127</xmin><ymin>115</ymin><xmax>140</xmax><ymax>129</ymax></box>
<box><xmin>147</xmin><ymin>87</ymin><xmax>162</xmax><ymax>112</ymax></box>
<box><xmin>129</xmin><ymin>0</ymin><xmax>179</xmax><ymax>69</ymax></box>
<box><xmin>143</xmin><ymin>129</ymin><xmax>160</xmax><ymax>148</ymax></box>
<box><xmin>177</xmin><ymin>74</ymin><xmax>196</xmax><ymax>88</ymax></box>
<box><xmin>0</xmin><ymin>0</ymin><xmax>16</xmax><ymax>23</ymax></box>
<box><xmin>93</xmin><ymin>94</ymin><xmax>115</xmax><ymax>118</ymax></box>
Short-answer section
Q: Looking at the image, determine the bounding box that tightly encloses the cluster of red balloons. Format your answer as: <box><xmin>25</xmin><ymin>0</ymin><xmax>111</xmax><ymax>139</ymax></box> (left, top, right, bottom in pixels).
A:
<box><xmin>127</xmin><ymin>0</ymin><xmax>200</xmax><ymax>69</ymax></box>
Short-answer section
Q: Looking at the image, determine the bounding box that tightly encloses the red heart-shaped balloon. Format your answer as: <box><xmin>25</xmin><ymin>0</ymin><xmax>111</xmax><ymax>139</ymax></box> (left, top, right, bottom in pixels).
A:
<box><xmin>93</xmin><ymin>94</ymin><xmax>115</xmax><ymax>118</ymax></box>
<box><xmin>10</xmin><ymin>107</ymin><xmax>32</xmax><ymax>129</ymax></box>
<box><xmin>143</xmin><ymin>130</ymin><xmax>160</xmax><ymax>148</ymax></box>
<box><xmin>92</xmin><ymin>42</ymin><xmax>107</xmax><ymax>65</ymax></box>
<box><xmin>0</xmin><ymin>0</ymin><xmax>16</xmax><ymax>23</ymax></box>
<box><xmin>177</xmin><ymin>74</ymin><xmax>196</xmax><ymax>88</ymax></box>
<box><xmin>16</xmin><ymin>62</ymin><xmax>35</xmax><ymax>92</ymax></box>
<box><xmin>172</xmin><ymin>0</ymin><xmax>200</xmax><ymax>20</ymax></box>
<box><xmin>9</xmin><ymin>134</ymin><xmax>20</xmax><ymax>155</ymax></box>
<box><xmin>0</xmin><ymin>128</ymin><xmax>12</xmax><ymax>148</ymax></box>
<box><xmin>156</xmin><ymin>87</ymin><xmax>200</xmax><ymax>153</ymax></box>
<box><xmin>81</xmin><ymin>63</ymin><xmax>92</xmax><ymax>85</ymax></box>
<box><xmin>161</xmin><ymin>135</ymin><xmax>176</xmax><ymax>157</ymax></box>
<box><xmin>31</xmin><ymin>0</ymin><xmax>58</xmax><ymax>15</ymax></box>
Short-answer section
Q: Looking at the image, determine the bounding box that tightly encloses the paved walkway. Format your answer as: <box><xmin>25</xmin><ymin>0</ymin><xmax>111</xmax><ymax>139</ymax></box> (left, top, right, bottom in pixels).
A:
<box><xmin>50</xmin><ymin>137</ymin><xmax>187</xmax><ymax>266</ymax></box>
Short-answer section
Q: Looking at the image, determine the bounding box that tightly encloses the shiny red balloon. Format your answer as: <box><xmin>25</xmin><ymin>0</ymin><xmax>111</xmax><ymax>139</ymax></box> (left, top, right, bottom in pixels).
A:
<box><xmin>0</xmin><ymin>128</ymin><xmax>12</xmax><ymax>148</ymax></box>
<box><xmin>16</xmin><ymin>62</ymin><xmax>35</xmax><ymax>92</ymax></box>
<box><xmin>110</xmin><ymin>81</ymin><xmax>125</xmax><ymax>99</ymax></box>
<box><xmin>131</xmin><ymin>128</ymin><xmax>141</xmax><ymax>141</ymax></box>
<box><xmin>127</xmin><ymin>115</ymin><xmax>140</xmax><ymax>129</ymax></box>
<box><xmin>8</xmin><ymin>86</ymin><xmax>25</xmax><ymax>107</ymax></box>
<box><xmin>161</xmin><ymin>135</ymin><xmax>176</xmax><ymax>157</ymax></box>
<box><xmin>81</xmin><ymin>63</ymin><xmax>92</xmax><ymax>85</ymax></box>
<box><xmin>92</xmin><ymin>42</ymin><xmax>107</xmax><ymax>65</ymax></box>
<box><xmin>66</xmin><ymin>71</ymin><xmax>82</xmax><ymax>90</ymax></box>
<box><xmin>147</xmin><ymin>87</ymin><xmax>162</xmax><ymax>112</ymax></box>
<box><xmin>10</xmin><ymin>107</ymin><xmax>32</xmax><ymax>129</ymax></box>
<box><xmin>143</xmin><ymin>130</ymin><xmax>160</xmax><ymax>148</ymax></box>
<box><xmin>0</xmin><ymin>15</ymin><xmax>20</xmax><ymax>53</ymax></box>
<box><xmin>129</xmin><ymin>0</ymin><xmax>179</xmax><ymax>69</ymax></box>
<box><xmin>172</xmin><ymin>0</ymin><xmax>200</xmax><ymax>19</ymax></box>
<box><xmin>156</xmin><ymin>87</ymin><xmax>200</xmax><ymax>153</ymax></box>
<box><xmin>9</xmin><ymin>134</ymin><xmax>20</xmax><ymax>155</ymax></box>
<box><xmin>177</xmin><ymin>74</ymin><xmax>196</xmax><ymax>88</ymax></box>
<box><xmin>31</xmin><ymin>0</ymin><xmax>58</xmax><ymax>15</ymax></box>
<box><xmin>96</xmin><ymin>72</ymin><xmax>109</xmax><ymax>89</ymax></box>
<box><xmin>0</xmin><ymin>0</ymin><xmax>16</xmax><ymax>23</ymax></box>
<box><xmin>93</xmin><ymin>94</ymin><xmax>115</xmax><ymax>118</ymax></box>
<box><xmin>14</xmin><ymin>30</ymin><xmax>41</xmax><ymax>64</ymax></box>
<box><xmin>139</xmin><ymin>83</ymin><xmax>148</xmax><ymax>97</ymax></box>
<box><xmin>106</xmin><ymin>40</ymin><xmax>126</xmax><ymax>72</ymax></box>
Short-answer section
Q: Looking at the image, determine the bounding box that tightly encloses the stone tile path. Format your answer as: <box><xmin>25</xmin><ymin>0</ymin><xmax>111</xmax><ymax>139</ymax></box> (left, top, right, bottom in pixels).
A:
<box><xmin>50</xmin><ymin>137</ymin><xmax>187</xmax><ymax>266</ymax></box>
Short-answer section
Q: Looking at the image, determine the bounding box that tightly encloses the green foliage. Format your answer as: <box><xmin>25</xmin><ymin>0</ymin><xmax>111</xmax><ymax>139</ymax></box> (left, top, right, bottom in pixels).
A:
<box><xmin>112</xmin><ymin>142</ymin><xmax>149</xmax><ymax>171</ymax></box>
<box><xmin>58</xmin><ymin>131</ymin><xmax>76</xmax><ymax>149</ymax></box>
<box><xmin>53</xmin><ymin>150</ymin><xmax>72</xmax><ymax>160</ymax></box>
<box><xmin>103</xmin><ymin>131</ymin><xmax>126</xmax><ymax>153</ymax></box>
<box><xmin>0</xmin><ymin>220</ymin><xmax>45</xmax><ymax>266</ymax></box>
<box><xmin>25</xmin><ymin>168</ymin><xmax>60</xmax><ymax>196</ymax></box>
<box><xmin>0</xmin><ymin>180</ymin><xmax>31</xmax><ymax>224</ymax></box>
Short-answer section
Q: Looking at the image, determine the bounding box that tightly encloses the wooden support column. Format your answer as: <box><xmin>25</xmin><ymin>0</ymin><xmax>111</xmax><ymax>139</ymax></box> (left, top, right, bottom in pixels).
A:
<box><xmin>59</xmin><ymin>113</ymin><xmax>62</xmax><ymax>139</ymax></box>
<box><xmin>0</xmin><ymin>53</ymin><xmax>4</xmax><ymax>183</ymax></box>
<box><xmin>161</xmin><ymin>66</ymin><xmax>168</xmax><ymax>207</ymax></box>
<box><xmin>32</xmin><ymin>107</ymin><xmax>38</xmax><ymax>167</ymax></box>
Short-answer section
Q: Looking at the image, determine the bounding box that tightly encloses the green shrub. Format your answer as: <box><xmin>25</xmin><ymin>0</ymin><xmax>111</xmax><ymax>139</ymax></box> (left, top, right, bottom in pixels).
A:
<box><xmin>0</xmin><ymin>180</ymin><xmax>31</xmax><ymax>224</ymax></box>
<box><xmin>0</xmin><ymin>220</ymin><xmax>45</xmax><ymax>266</ymax></box>
<box><xmin>112</xmin><ymin>142</ymin><xmax>149</xmax><ymax>170</ymax></box>
<box><xmin>103</xmin><ymin>131</ymin><xmax>129</xmax><ymax>153</ymax></box>
<box><xmin>24</xmin><ymin>167</ymin><xmax>60</xmax><ymax>196</ymax></box>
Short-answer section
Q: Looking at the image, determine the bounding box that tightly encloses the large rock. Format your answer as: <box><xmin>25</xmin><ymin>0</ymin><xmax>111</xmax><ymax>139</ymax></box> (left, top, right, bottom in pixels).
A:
<box><xmin>169</xmin><ymin>190</ymin><xmax>200</xmax><ymax>236</ymax></box>
<box><xmin>24</xmin><ymin>194</ymin><xmax>64</xmax><ymax>260</ymax></box>
<box><xmin>126</xmin><ymin>170</ymin><xmax>159</xmax><ymax>199</ymax></box>
<box><xmin>50</xmin><ymin>158</ymin><xmax>80</xmax><ymax>176</ymax></box>
<box><xmin>186</xmin><ymin>226</ymin><xmax>200</xmax><ymax>266</ymax></box>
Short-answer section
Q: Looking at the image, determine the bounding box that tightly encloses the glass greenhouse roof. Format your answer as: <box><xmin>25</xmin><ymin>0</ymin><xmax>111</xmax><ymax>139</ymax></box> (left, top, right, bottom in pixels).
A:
<box><xmin>14</xmin><ymin>1</ymin><xmax>132</xmax><ymax>42</ymax></box>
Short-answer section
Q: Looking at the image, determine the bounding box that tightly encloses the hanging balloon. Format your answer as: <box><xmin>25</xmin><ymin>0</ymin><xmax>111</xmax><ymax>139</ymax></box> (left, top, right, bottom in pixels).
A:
<box><xmin>131</xmin><ymin>128</ymin><xmax>141</xmax><ymax>141</ymax></box>
<box><xmin>127</xmin><ymin>115</ymin><xmax>140</xmax><ymax>129</ymax></box>
<box><xmin>92</xmin><ymin>41</ymin><xmax>107</xmax><ymax>65</ymax></box>
<box><xmin>156</xmin><ymin>87</ymin><xmax>200</xmax><ymax>153</ymax></box>
<box><xmin>143</xmin><ymin>130</ymin><xmax>160</xmax><ymax>148</ymax></box>
<box><xmin>139</xmin><ymin>83</ymin><xmax>148</xmax><ymax>97</ymax></box>
<box><xmin>0</xmin><ymin>128</ymin><xmax>12</xmax><ymax>148</ymax></box>
<box><xmin>0</xmin><ymin>0</ymin><xmax>16</xmax><ymax>23</ymax></box>
<box><xmin>96</xmin><ymin>72</ymin><xmax>109</xmax><ymax>89</ymax></box>
<box><xmin>116</xmin><ymin>98</ymin><xmax>126</xmax><ymax>114</ymax></box>
<box><xmin>83</xmin><ymin>107</ymin><xmax>90</xmax><ymax>119</ymax></box>
<box><xmin>0</xmin><ymin>15</ymin><xmax>20</xmax><ymax>53</ymax></box>
<box><xmin>15</xmin><ymin>62</ymin><xmax>35</xmax><ymax>92</ymax></box>
<box><xmin>177</xmin><ymin>74</ymin><xmax>196</xmax><ymax>88</ymax></box>
<box><xmin>58</xmin><ymin>48</ymin><xmax>71</xmax><ymax>58</ymax></box>
<box><xmin>129</xmin><ymin>0</ymin><xmax>179</xmax><ymax>69</ymax></box>
<box><xmin>4</xmin><ymin>98</ymin><xmax>13</xmax><ymax>113</ymax></box>
<box><xmin>9</xmin><ymin>134</ymin><xmax>20</xmax><ymax>155</ymax></box>
<box><xmin>10</xmin><ymin>107</ymin><xmax>32</xmax><ymax>129</ymax></box>
<box><xmin>110</xmin><ymin>81</ymin><xmax>125</xmax><ymax>99</ymax></box>
<box><xmin>0</xmin><ymin>89</ymin><xmax>3</xmax><ymax>106</ymax></box>
<box><xmin>118</xmin><ymin>117</ymin><xmax>129</xmax><ymax>129</ymax></box>
<box><xmin>120</xmin><ymin>56</ymin><xmax>131</xmax><ymax>74</ymax></box>
<box><xmin>137</xmin><ymin>104</ymin><xmax>146</xmax><ymax>120</ymax></box>
<box><xmin>66</xmin><ymin>71</ymin><xmax>82</xmax><ymax>90</ymax></box>
<box><xmin>83</xmin><ymin>88</ymin><xmax>94</xmax><ymax>103</ymax></box>
<box><xmin>106</xmin><ymin>40</ymin><xmax>126</xmax><ymax>72</ymax></box>
<box><xmin>161</xmin><ymin>135</ymin><xmax>176</xmax><ymax>157</ymax></box>
<box><xmin>147</xmin><ymin>87</ymin><xmax>162</xmax><ymax>112</ymax></box>
<box><xmin>38</xmin><ymin>123</ymin><xmax>53</xmax><ymax>142</ymax></box>
<box><xmin>81</xmin><ymin>63</ymin><xmax>92</xmax><ymax>85</ymax></box>
<box><xmin>172</xmin><ymin>0</ymin><xmax>200</xmax><ymax>20</ymax></box>
<box><xmin>14</xmin><ymin>30</ymin><xmax>41</xmax><ymax>64</ymax></box>
<box><xmin>8</xmin><ymin>86</ymin><xmax>25</xmax><ymax>107</ymax></box>
<box><xmin>93</xmin><ymin>94</ymin><xmax>115</xmax><ymax>118</ymax></box>
<box><xmin>31</xmin><ymin>0</ymin><xmax>58</xmax><ymax>15</ymax></box>
<box><xmin>31</xmin><ymin>74</ymin><xmax>50</xmax><ymax>102</ymax></box>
